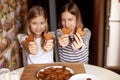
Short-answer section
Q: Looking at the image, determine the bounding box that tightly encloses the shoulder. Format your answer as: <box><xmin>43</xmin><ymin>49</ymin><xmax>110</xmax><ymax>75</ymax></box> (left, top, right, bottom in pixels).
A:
<box><xmin>55</xmin><ymin>29</ymin><xmax>63</xmax><ymax>37</ymax></box>
<box><xmin>83</xmin><ymin>28</ymin><xmax>91</xmax><ymax>39</ymax></box>
<box><xmin>84</xmin><ymin>28</ymin><xmax>91</xmax><ymax>35</ymax></box>
<box><xmin>17</xmin><ymin>33</ymin><xmax>28</xmax><ymax>42</ymax></box>
<box><xmin>56</xmin><ymin>29</ymin><xmax>62</xmax><ymax>33</ymax></box>
<box><xmin>84</xmin><ymin>28</ymin><xmax>91</xmax><ymax>33</ymax></box>
<box><xmin>17</xmin><ymin>33</ymin><xmax>27</xmax><ymax>39</ymax></box>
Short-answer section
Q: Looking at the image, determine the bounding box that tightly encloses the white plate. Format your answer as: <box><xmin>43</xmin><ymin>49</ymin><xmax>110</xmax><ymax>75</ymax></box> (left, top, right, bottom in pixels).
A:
<box><xmin>36</xmin><ymin>66</ymin><xmax>74</xmax><ymax>78</ymax></box>
<box><xmin>69</xmin><ymin>74</ymin><xmax>97</xmax><ymax>80</ymax></box>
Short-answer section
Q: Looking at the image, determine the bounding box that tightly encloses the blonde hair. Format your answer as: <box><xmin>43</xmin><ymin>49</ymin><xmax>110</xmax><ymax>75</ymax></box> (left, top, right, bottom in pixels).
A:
<box><xmin>25</xmin><ymin>6</ymin><xmax>48</xmax><ymax>36</ymax></box>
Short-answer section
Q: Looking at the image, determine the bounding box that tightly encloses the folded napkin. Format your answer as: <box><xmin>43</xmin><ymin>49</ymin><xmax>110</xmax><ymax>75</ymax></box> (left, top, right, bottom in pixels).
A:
<box><xmin>0</xmin><ymin>68</ymin><xmax>10</xmax><ymax>80</ymax></box>
<box><xmin>0</xmin><ymin>68</ymin><xmax>20</xmax><ymax>80</ymax></box>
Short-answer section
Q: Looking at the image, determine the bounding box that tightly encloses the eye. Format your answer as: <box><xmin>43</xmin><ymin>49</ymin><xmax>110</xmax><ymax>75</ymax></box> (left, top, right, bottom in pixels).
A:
<box><xmin>32</xmin><ymin>22</ymin><xmax>37</xmax><ymax>25</ymax></box>
<box><xmin>39</xmin><ymin>21</ymin><xmax>45</xmax><ymax>25</ymax></box>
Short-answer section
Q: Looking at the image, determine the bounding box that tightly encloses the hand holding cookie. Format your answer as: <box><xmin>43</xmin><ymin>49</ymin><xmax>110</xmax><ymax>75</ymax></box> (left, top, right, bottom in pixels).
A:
<box><xmin>57</xmin><ymin>27</ymin><xmax>72</xmax><ymax>47</ymax></box>
<box><xmin>71</xmin><ymin>33</ymin><xmax>83</xmax><ymax>50</ymax></box>
<box><xmin>43</xmin><ymin>32</ymin><xmax>54</xmax><ymax>52</ymax></box>
<box><xmin>28</xmin><ymin>42</ymin><xmax>38</xmax><ymax>54</ymax></box>
<box><xmin>58</xmin><ymin>34</ymin><xmax>69</xmax><ymax>48</ymax></box>
<box><xmin>43</xmin><ymin>39</ymin><xmax>54</xmax><ymax>52</ymax></box>
<box><xmin>25</xmin><ymin>35</ymin><xmax>38</xmax><ymax>54</ymax></box>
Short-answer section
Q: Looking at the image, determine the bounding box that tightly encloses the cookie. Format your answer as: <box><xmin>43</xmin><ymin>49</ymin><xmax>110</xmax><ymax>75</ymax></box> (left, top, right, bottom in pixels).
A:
<box><xmin>43</xmin><ymin>32</ymin><xmax>53</xmax><ymax>40</ymax></box>
<box><xmin>77</xmin><ymin>28</ymin><xmax>85</xmax><ymax>36</ymax></box>
<box><xmin>61</xmin><ymin>27</ymin><xmax>72</xmax><ymax>34</ymax></box>
<box><xmin>26</xmin><ymin>35</ymin><xmax>34</xmax><ymax>42</ymax></box>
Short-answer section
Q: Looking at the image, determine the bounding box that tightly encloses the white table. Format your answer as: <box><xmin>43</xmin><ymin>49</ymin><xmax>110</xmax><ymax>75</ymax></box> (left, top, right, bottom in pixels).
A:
<box><xmin>13</xmin><ymin>64</ymin><xmax>120</xmax><ymax>80</ymax></box>
<box><xmin>84</xmin><ymin>64</ymin><xmax>120</xmax><ymax>80</ymax></box>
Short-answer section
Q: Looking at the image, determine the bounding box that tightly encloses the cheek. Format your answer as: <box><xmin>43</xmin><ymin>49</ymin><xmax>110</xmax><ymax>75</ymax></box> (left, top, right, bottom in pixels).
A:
<box><xmin>71</xmin><ymin>21</ymin><xmax>76</xmax><ymax>27</ymax></box>
<box><xmin>41</xmin><ymin>24</ymin><xmax>46</xmax><ymax>30</ymax></box>
<box><xmin>61</xmin><ymin>21</ymin><xmax>65</xmax><ymax>26</ymax></box>
<box><xmin>30</xmin><ymin>26</ymin><xmax>36</xmax><ymax>31</ymax></box>
<box><xmin>30</xmin><ymin>26</ymin><xmax>38</xmax><ymax>33</ymax></box>
<box><xmin>41</xmin><ymin>26</ymin><xmax>46</xmax><ymax>32</ymax></box>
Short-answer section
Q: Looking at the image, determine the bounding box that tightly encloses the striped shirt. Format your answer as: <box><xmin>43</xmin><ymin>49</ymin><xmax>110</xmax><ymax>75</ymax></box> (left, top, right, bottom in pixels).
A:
<box><xmin>56</xmin><ymin>28</ymin><xmax>91</xmax><ymax>64</ymax></box>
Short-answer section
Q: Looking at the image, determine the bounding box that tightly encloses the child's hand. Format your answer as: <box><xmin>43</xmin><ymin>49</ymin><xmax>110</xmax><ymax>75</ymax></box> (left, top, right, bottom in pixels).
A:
<box><xmin>71</xmin><ymin>33</ymin><xmax>83</xmax><ymax>50</ymax></box>
<box><xmin>58</xmin><ymin>34</ymin><xmax>69</xmax><ymax>47</ymax></box>
<box><xmin>28</xmin><ymin>42</ymin><xmax>38</xmax><ymax>54</ymax></box>
<box><xmin>43</xmin><ymin>39</ymin><xmax>54</xmax><ymax>52</ymax></box>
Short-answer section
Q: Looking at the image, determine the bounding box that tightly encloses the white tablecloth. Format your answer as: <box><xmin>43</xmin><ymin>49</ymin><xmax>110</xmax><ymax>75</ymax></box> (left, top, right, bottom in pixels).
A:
<box><xmin>2</xmin><ymin>64</ymin><xmax>120</xmax><ymax>80</ymax></box>
<box><xmin>84</xmin><ymin>64</ymin><xmax>120</xmax><ymax>80</ymax></box>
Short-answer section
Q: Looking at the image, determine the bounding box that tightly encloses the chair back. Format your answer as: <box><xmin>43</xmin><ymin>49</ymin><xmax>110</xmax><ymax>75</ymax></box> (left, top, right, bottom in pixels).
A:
<box><xmin>17</xmin><ymin>34</ymin><xmax>27</xmax><ymax>66</ymax></box>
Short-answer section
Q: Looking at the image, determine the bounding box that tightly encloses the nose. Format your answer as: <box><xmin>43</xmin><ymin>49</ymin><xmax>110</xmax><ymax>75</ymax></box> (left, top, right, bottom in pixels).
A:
<box><xmin>37</xmin><ymin>23</ymin><xmax>41</xmax><ymax>29</ymax></box>
<box><xmin>65</xmin><ymin>20</ymin><xmax>70</xmax><ymax>27</ymax></box>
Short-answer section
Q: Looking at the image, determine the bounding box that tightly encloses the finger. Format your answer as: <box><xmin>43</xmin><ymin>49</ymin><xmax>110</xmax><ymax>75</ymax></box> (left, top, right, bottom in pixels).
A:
<box><xmin>29</xmin><ymin>44</ymin><xmax>37</xmax><ymax>49</ymax></box>
<box><xmin>28</xmin><ymin>43</ymin><xmax>38</xmax><ymax>50</ymax></box>
<box><xmin>72</xmin><ymin>41</ymin><xmax>78</xmax><ymax>50</ymax></box>
<box><xmin>46</xmin><ymin>39</ymin><xmax>53</xmax><ymax>43</ymax></box>
<box><xmin>29</xmin><ymin>47</ymin><xmax>37</xmax><ymax>52</ymax></box>
<box><xmin>75</xmin><ymin>33</ymin><xmax>83</xmax><ymax>46</ymax></box>
<box><xmin>29</xmin><ymin>42</ymin><xmax>36</xmax><ymax>47</ymax></box>
<box><xmin>45</xmin><ymin>43</ymin><xmax>53</xmax><ymax>48</ymax></box>
<box><xmin>71</xmin><ymin>40</ymin><xmax>82</xmax><ymax>50</ymax></box>
<box><xmin>60</xmin><ymin>34</ymin><xmax>69</xmax><ymax>40</ymax></box>
<box><xmin>45</xmin><ymin>39</ymin><xmax>54</xmax><ymax>45</ymax></box>
<box><xmin>62</xmin><ymin>34</ymin><xmax>69</xmax><ymax>37</ymax></box>
<box><xmin>74</xmin><ymin>34</ymin><xmax>80</xmax><ymax>45</ymax></box>
<box><xmin>47</xmin><ymin>45</ymin><xmax>53</xmax><ymax>51</ymax></box>
<box><xmin>71</xmin><ymin>43</ymin><xmax>76</xmax><ymax>50</ymax></box>
<box><xmin>43</xmin><ymin>47</ymin><xmax>48</xmax><ymax>51</ymax></box>
<box><xmin>29</xmin><ymin>42</ymin><xmax>35</xmax><ymax>45</ymax></box>
<box><xmin>29</xmin><ymin>47</ymin><xmax>37</xmax><ymax>54</ymax></box>
<box><xmin>76</xmin><ymin>33</ymin><xmax>83</xmax><ymax>45</ymax></box>
<box><xmin>31</xmin><ymin>50</ymin><xmax>37</xmax><ymax>54</ymax></box>
<box><xmin>43</xmin><ymin>46</ymin><xmax>51</xmax><ymax>52</ymax></box>
<box><xmin>43</xmin><ymin>41</ymin><xmax>53</xmax><ymax>50</ymax></box>
<box><xmin>61</xmin><ymin>35</ymin><xmax>69</xmax><ymax>42</ymax></box>
<box><xmin>62</xmin><ymin>40</ymin><xmax>69</xmax><ymax>47</ymax></box>
<box><xmin>59</xmin><ymin>37</ymin><xmax>68</xmax><ymax>46</ymax></box>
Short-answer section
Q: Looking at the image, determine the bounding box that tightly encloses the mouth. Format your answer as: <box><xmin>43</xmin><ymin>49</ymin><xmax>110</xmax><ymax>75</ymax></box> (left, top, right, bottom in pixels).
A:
<box><xmin>34</xmin><ymin>29</ymin><xmax>43</xmax><ymax>33</ymax></box>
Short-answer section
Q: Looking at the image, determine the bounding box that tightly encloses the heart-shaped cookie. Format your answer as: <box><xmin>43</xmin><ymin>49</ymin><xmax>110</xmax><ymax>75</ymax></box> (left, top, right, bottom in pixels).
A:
<box><xmin>77</xmin><ymin>28</ymin><xmax>85</xmax><ymax>36</ymax></box>
<box><xmin>26</xmin><ymin>35</ymin><xmax>34</xmax><ymax>42</ymax></box>
<box><xmin>61</xmin><ymin>27</ymin><xmax>72</xmax><ymax>34</ymax></box>
<box><xmin>43</xmin><ymin>32</ymin><xmax>53</xmax><ymax>40</ymax></box>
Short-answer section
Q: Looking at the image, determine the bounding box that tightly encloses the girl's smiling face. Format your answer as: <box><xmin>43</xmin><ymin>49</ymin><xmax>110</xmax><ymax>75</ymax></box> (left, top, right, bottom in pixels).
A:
<box><xmin>30</xmin><ymin>15</ymin><xmax>47</xmax><ymax>38</ymax></box>
<box><xmin>61</xmin><ymin>11</ymin><xmax>76</xmax><ymax>33</ymax></box>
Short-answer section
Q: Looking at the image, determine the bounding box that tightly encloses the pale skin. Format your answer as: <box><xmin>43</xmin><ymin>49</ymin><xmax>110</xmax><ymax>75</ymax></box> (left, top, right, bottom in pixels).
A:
<box><xmin>58</xmin><ymin>11</ymin><xmax>83</xmax><ymax>50</ymax></box>
<box><xmin>22</xmin><ymin>15</ymin><xmax>54</xmax><ymax>54</ymax></box>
